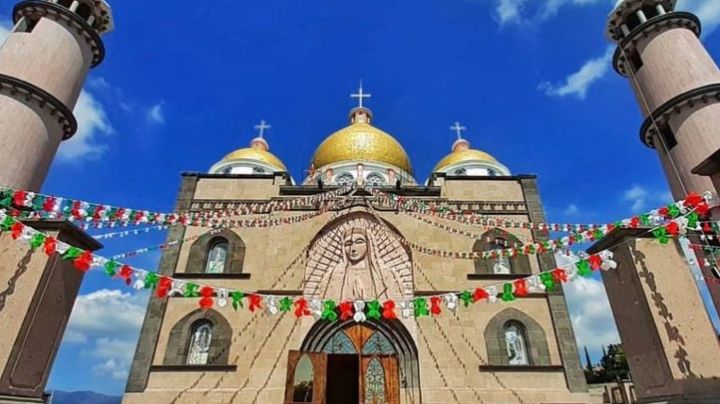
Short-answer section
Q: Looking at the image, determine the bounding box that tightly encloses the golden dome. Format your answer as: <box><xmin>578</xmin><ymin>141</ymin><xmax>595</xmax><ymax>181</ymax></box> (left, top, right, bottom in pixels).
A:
<box><xmin>434</xmin><ymin>149</ymin><xmax>498</xmax><ymax>171</ymax></box>
<box><xmin>221</xmin><ymin>137</ymin><xmax>287</xmax><ymax>171</ymax></box>
<box><xmin>434</xmin><ymin>138</ymin><xmax>498</xmax><ymax>172</ymax></box>
<box><xmin>312</xmin><ymin>121</ymin><xmax>413</xmax><ymax>174</ymax></box>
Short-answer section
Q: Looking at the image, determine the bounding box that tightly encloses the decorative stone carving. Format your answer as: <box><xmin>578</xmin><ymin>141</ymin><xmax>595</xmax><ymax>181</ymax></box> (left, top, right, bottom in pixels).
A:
<box><xmin>303</xmin><ymin>214</ymin><xmax>413</xmax><ymax>301</ymax></box>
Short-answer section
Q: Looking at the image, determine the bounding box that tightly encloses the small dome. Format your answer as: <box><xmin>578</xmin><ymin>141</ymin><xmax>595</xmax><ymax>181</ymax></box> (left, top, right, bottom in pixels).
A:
<box><xmin>433</xmin><ymin>137</ymin><xmax>509</xmax><ymax>175</ymax></box>
<box><xmin>434</xmin><ymin>149</ymin><xmax>498</xmax><ymax>171</ymax></box>
<box><xmin>311</xmin><ymin>108</ymin><xmax>413</xmax><ymax>174</ymax></box>
<box><xmin>221</xmin><ymin>147</ymin><xmax>287</xmax><ymax>172</ymax></box>
<box><xmin>211</xmin><ymin>134</ymin><xmax>288</xmax><ymax>174</ymax></box>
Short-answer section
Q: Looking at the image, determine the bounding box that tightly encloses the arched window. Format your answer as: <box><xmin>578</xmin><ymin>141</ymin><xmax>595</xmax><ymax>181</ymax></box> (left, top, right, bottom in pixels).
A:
<box><xmin>491</xmin><ymin>238</ymin><xmax>513</xmax><ymax>274</ymax></box>
<box><xmin>488</xmin><ymin>168</ymin><xmax>497</xmax><ymax>176</ymax></box>
<box><xmin>253</xmin><ymin>166</ymin><xmax>266</xmax><ymax>174</ymax></box>
<box><xmin>205</xmin><ymin>239</ymin><xmax>229</xmax><ymax>273</ymax></box>
<box><xmin>504</xmin><ymin>322</ymin><xmax>529</xmax><ymax>365</ymax></box>
<box><xmin>454</xmin><ymin>168</ymin><xmax>467</xmax><ymax>176</ymax></box>
<box><xmin>292</xmin><ymin>354</ymin><xmax>314</xmax><ymax>402</ymax></box>
<box><xmin>322</xmin><ymin>330</ymin><xmax>357</xmax><ymax>354</ymax></box>
<box><xmin>335</xmin><ymin>173</ymin><xmax>355</xmax><ymax>187</ymax></box>
<box><xmin>164</xmin><ymin>309</ymin><xmax>232</xmax><ymax>366</ymax></box>
<box><xmin>365</xmin><ymin>357</ymin><xmax>386</xmax><ymax>403</ymax></box>
<box><xmin>484</xmin><ymin>308</ymin><xmax>551</xmax><ymax>367</ymax></box>
<box><xmin>188</xmin><ymin>230</ymin><xmax>246</xmax><ymax>274</ymax></box>
<box><xmin>366</xmin><ymin>173</ymin><xmax>386</xmax><ymax>188</ymax></box>
<box><xmin>473</xmin><ymin>229</ymin><xmax>531</xmax><ymax>275</ymax></box>
<box><xmin>187</xmin><ymin>320</ymin><xmax>213</xmax><ymax>365</ymax></box>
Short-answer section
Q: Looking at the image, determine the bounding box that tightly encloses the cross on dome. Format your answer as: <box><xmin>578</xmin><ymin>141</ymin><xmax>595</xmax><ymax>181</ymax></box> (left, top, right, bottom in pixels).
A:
<box><xmin>450</xmin><ymin>121</ymin><xmax>467</xmax><ymax>140</ymax></box>
<box><xmin>254</xmin><ymin>120</ymin><xmax>271</xmax><ymax>138</ymax></box>
<box><xmin>350</xmin><ymin>82</ymin><xmax>372</xmax><ymax>108</ymax></box>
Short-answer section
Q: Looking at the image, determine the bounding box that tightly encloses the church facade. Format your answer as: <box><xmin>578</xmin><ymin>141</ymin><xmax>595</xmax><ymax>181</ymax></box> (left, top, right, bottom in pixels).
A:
<box><xmin>125</xmin><ymin>103</ymin><xmax>591</xmax><ymax>403</ymax></box>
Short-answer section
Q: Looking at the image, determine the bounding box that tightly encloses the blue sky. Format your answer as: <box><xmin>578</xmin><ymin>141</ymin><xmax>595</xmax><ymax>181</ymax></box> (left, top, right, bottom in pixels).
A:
<box><xmin>1</xmin><ymin>0</ymin><xmax>720</xmax><ymax>396</ymax></box>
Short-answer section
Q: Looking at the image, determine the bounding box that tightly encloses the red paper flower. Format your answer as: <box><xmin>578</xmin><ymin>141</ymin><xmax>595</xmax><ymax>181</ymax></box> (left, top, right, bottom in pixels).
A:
<box><xmin>382</xmin><ymin>300</ymin><xmax>397</xmax><ymax>320</ymax></box>
<box><xmin>44</xmin><ymin>237</ymin><xmax>57</xmax><ymax>255</ymax></box>
<box><xmin>513</xmin><ymin>279</ymin><xmax>528</xmax><ymax>297</ymax></box>
<box><xmin>199</xmin><ymin>286</ymin><xmax>214</xmax><ymax>309</ymax></box>
<box><xmin>74</xmin><ymin>250</ymin><xmax>94</xmax><ymax>272</ymax></box>
<box><xmin>430</xmin><ymin>296</ymin><xmax>442</xmax><ymax>315</ymax></box>
<box><xmin>339</xmin><ymin>301</ymin><xmax>354</xmax><ymax>321</ymax></box>
<box><xmin>248</xmin><ymin>294</ymin><xmax>262</xmax><ymax>312</ymax></box>
<box><xmin>118</xmin><ymin>265</ymin><xmax>133</xmax><ymax>285</ymax></box>
<box><xmin>552</xmin><ymin>268</ymin><xmax>568</xmax><ymax>283</ymax></box>
<box><xmin>12</xmin><ymin>191</ymin><xmax>26</xmax><ymax>207</ymax></box>
<box><xmin>588</xmin><ymin>255</ymin><xmax>603</xmax><ymax>270</ymax></box>
<box><xmin>473</xmin><ymin>287</ymin><xmax>489</xmax><ymax>302</ymax></box>
<box><xmin>157</xmin><ymin>277</ymin><xmax>173</xmax><ymax>298</ymax></box>
<box><xmin>10</xmin><ymin>222</ymin><xmax>23</xmax><ymax>240</ymax></box>
<box><xmin>294</xmin><ymin>298</ymin><xmax>311</xmax><ymax>318</ymax></box>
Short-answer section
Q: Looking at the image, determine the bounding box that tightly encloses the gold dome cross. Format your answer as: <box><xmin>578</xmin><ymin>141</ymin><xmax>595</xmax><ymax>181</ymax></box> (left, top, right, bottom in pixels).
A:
<box><xmin>350</xmin><ymin>82</ymin><xmax>372</xmax><ymax>108</ymax></box>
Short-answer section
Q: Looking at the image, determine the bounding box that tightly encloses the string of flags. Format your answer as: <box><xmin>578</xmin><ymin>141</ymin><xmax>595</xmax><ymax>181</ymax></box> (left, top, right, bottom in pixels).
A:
<box><xmin>371</xmin><ymin>189</ymin><xmax>718</xmax><ymax>234</ymax></box>
<box><xmin>93</xmin><ymin>225</ymin><xmax>169</xmax><ymax>240</ymax></box>
<box><xmin>3</xmin><ymin>204</ymin><xmax>334</xmax><ymax>230</ymax></box>
<box><xmin>0</xmin><ymin>185</ymin><xmax>351</xmax><ymax>228</ymax></box>
<box><xmin>371</xmin><ymin>195</ymin><xmax>706</xmax><ymax>260</ymax></box>
<box><xmin>0</xmin><ymin>191</ymin><xmax>707</xmax><ymax>321</ymax></box>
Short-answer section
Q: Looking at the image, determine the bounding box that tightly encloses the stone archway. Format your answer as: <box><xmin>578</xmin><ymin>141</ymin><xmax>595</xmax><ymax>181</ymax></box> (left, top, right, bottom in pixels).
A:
<box><xmin>284</xmin><ymin>319</ymin><xmax>420</xmax><ymax>404</ymax></box>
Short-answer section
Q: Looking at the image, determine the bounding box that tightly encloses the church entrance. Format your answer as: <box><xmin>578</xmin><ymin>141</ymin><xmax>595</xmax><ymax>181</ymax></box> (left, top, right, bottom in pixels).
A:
<box><xmin>285</xmin><ymin>322</ymin><xmax>407</xmax><ymax>404</ymax></box>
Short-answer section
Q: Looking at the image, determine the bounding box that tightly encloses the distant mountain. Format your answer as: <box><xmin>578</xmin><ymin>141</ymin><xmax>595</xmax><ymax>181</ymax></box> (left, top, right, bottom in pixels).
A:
<box><xmin>50</xmin><ymin>390</ymin><xmax>121</xmax><ymax>404</ymax></box>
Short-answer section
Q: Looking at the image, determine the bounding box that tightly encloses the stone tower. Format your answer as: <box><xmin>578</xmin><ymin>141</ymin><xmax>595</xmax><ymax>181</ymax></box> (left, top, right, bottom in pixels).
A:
<box><xmin>606</xmin><ymin>0</ymin><xmax>720</xmax><ymax>201</ymax></box>
<box><xmin>0</xmin><ymin>0</ymin><xmax>113</xmax><ymax>191</ymax></box>
<box><xmin>601</xmin><ymin>4</ymin><xmax>720</xmax><ymax>402</ymax></box>
<box><xmin>0</xmin><ymin>1</ymin><xmax>110</xmax><ymax>402</ymax></box>
<box><xmin>607</xmin><ymin>0</ymin><xmax>720</xmax><ymax>340</ymax></box>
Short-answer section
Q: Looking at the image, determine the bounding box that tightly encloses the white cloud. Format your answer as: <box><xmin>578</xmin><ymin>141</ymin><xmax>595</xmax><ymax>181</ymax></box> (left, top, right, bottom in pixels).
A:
<box><xmin>622</xmin><ymin>183</ymin><xmax>649</xmax><ymax>212</ymax></box>
<box><xmin>495</xmin><ymin>0</ymin><xmax>526</xmax><ymax>25</ymax></box>
<box><xmin>66</xmin><ymin>289</ymin><xmax>147</xmax><ymax>341</ymax></box>
<box><xmin>492</xmin><ymin>0</ymin><xmax>720</xmax><ymax>36</ymax></box>
<box><xmin>493</xmin><ymin>0</ymin><xmax>607</xmax><ymax>25</ymax></box>
<box><xmin>564</xmin><ymin>204</ymin><xmax>580</xmax><ymax>215</ymax></box>
<box><xmin>620</xmin><ymin>184</ymin><xmax>673</xmax><ymax>212</ymax></box>
<box><xmin>146</xmin><ymin>103</ymin><xmax>165</xmax><ymax>124</ymax></box>
<box><xmin>58</xmin><ymin>90</ymin><xmax>113</xmax><ymax>161</ymax></box>
<box><xmin>539</xmin><ymin>46</ymin><xmax>614</xmax><ymax>99</ymax></box>
<box><xmin>679</xmin><ymin>0</ymin><xmax>720</xmax><ymax>36</ymax></box>
<box><xmin>563</xmin><ymin>275</ymin><xmax>621</xmax><ymax>352</ymax></box>
<box><xmin>89</xmin><ymin>338</ymin><xmax>138</xmax><ymax>380</ymax></box>
<box><xmin>0</xmin><ymin>19</ymin><xmax>11</xmax><ymax>45</ymax></box>
<box><xmin>65</xmin><ymin>289</ymin><xmax>148</xmax><ymax>382</ymax></box>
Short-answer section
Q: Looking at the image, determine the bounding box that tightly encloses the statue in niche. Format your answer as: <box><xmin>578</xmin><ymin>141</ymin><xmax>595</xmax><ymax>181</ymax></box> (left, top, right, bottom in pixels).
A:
<box><xmin>187</xmin><ymin>323</ymin><xmax>212</xmax><ymax>365</ymax></box>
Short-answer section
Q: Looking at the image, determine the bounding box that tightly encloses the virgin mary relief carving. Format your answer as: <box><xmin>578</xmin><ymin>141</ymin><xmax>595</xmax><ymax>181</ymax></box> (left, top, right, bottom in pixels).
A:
<box><xmin>303</xmin><ymin>215</ymin><xmax>413</xmax><ymax>301</ymax></box>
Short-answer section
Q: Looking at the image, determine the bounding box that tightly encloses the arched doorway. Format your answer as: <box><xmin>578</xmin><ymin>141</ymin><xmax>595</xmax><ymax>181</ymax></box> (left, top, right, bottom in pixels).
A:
<box><xmin>284</xmin><ymin>319</ymin><xmax>420</xmax><ymax>404</ymax></box>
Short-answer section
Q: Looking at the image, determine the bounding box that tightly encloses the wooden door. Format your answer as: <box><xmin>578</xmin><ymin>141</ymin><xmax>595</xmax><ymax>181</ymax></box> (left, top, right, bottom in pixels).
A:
<box><xmin>360</xmin><ymin>355</ymin><xmax>400</xmax><ymax>404</ymax></box>
<box><xmin>284</xmin><ymin>350</ymin><xmax>327</xmax><ymax>404</ymax></box>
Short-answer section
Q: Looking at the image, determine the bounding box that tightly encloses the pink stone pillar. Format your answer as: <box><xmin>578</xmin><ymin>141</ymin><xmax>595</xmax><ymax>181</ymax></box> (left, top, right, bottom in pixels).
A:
<box><xmin>0</xmin><ymin>0</ymin><xmax>113</xmax><ymax>191</ymax></box>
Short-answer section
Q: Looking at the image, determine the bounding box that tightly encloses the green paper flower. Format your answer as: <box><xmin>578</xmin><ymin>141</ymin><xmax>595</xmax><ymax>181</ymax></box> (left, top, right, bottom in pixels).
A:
<box><xmin>230</xmin><ymin>291</ymin><xmax>245</xmax><ymax>310</ymax></box>
<box><xmin>501</xmin><ymin>283</ymin><xmax>515</xmax><ymax>302</ymax></box>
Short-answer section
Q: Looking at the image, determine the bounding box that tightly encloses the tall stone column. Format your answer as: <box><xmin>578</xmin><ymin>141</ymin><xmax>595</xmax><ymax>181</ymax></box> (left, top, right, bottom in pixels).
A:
<box><xmin>606</xmin><ymin>0</ymin><xmax>720</xmax><ymax>329</ymax></box>
<box><xmin>0</xmin><ymin>1</ymin><xmax>112</xmax><ymax>402</ymax></box>
<box><xmin>0</xmin><ymin>0</ymin><xmax>113</xmax><ymax>191</ymax></box>
<box><xmin>607</xmin><ymin>0</ymin><xmax>720</xmax><ymax>201</ymax></box>
<box><xmin>589</xmin><ymin>230</ymin><xmax>720</xmax><ymax>403</ymax></box>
